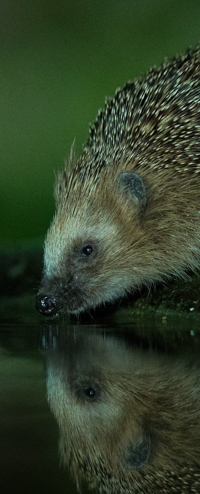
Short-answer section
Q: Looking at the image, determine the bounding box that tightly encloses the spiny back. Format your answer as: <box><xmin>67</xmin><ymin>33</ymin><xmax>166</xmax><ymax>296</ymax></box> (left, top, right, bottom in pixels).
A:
<box><xmin>57</xmin><ymin>45</ymin><xmax>200</xmax><ymax>204</ymax></box>
<box><xmin>85</xmin><ymin>44</ymin><xmax>200</xmax><ymax>155</ymax></box>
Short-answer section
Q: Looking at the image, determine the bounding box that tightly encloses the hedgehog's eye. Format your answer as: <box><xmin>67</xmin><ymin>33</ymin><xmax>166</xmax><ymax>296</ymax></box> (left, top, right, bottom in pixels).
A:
<box><xmin>82</xmin><ymin>245</ymin><xmax>93</xmax><ymax>257</ymax></box>
<box><xmin>82</xmin><ymin>383</ymin><xmax>101</xmax><ymax>401</ymax></box>
<box><xmin>84</xmin><ymin>386</ymin><xmax>96</xmax><ymax>398</ymax></box>
<box><xmin>73</xmin><ymin>381</ymin><xmax>101</xmax><ymax>402</ymax></box>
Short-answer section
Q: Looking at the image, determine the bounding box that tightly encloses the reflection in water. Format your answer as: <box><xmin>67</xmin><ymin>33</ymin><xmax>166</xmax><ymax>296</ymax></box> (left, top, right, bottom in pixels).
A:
<box><xmin>45</xmin><ymin>328</ymin><xmax>200</xmax><ymax>493</ymax></box>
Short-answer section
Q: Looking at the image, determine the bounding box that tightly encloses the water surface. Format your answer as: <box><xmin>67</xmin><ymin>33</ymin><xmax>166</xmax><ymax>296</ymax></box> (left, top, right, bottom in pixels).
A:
<box><xmin>0</xmin><ymin>301</ymin><xmax>200</xmax><ymax>493</ymax></box>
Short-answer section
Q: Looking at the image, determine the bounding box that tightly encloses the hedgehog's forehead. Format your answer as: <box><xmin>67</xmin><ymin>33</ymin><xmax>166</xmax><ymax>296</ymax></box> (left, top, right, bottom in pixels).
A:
<box><xmin>47</xmin><ymin>210</ymin><xmax>117</xmax><ymax>246</ymax></box>
<box><xmin>44</xmin><ymin>208</ymin><xmax>119</xmax><ymax>276</ymax></box>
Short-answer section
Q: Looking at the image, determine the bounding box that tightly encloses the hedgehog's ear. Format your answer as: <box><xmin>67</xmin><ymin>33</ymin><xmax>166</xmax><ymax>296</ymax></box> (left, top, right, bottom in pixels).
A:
<box><xmin>121</xmin><ymin>432</ymin><xmax>151</xmax><ymax>470</ymax></box>
<box><xmin>117</xmin><ymin>172</ymin><xmax>146</xmax><ymax>209</ymax></box>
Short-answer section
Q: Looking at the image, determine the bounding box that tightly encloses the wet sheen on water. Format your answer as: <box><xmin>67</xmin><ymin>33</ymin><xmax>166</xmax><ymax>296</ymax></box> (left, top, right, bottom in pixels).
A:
<box><xmin>0</xmin><ymin>305</ymin><xmax>200</xmax><ymax>494</ymax></box>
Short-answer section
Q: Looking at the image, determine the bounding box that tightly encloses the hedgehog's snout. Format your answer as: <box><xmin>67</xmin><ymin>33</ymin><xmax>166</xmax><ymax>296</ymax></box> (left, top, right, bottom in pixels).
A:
<box><xmin>35</xmin><ymin>294</ymin><xmax>58</xmax><ymax>317</ymax></box>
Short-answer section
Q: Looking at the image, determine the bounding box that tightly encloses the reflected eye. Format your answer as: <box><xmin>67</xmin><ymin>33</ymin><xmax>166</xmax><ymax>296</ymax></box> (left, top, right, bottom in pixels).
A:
<box><xmin>82</xmin><ymin>245</ymin><xmax>93</xmax><ymax>257</ymax></box>
<box><xmin>79</xmin><ymin>382</ymin><xmax>101</xmax><ymax>402</ymax></box>
<box><xmin>72</xmin><ymin>381</ymin><xmax>101</xmax><ymax>402</ymax></box>
<box><xmin>84</xmin><ymin>386</ymin><xmax>96</xmax><ymax>398</ymax></box>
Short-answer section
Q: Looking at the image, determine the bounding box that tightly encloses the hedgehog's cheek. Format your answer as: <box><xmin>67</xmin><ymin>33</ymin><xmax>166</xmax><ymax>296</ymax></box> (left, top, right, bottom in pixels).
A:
<box><xmin>121</xmin><ymin>432</ymin><xmax>151</xmax><ymax>470</ymax></box>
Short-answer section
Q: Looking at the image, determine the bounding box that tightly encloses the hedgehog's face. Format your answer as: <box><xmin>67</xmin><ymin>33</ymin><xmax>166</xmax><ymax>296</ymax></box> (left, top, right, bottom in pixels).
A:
<box><xmin>35</xmin><ymin>170</ymin><xmax>147</xmax><ymax>316</ymax></box>
<box><xmin>36</xmin><ymin>216</ymin><xmax>131</xmax><ymax>316</ymax></box>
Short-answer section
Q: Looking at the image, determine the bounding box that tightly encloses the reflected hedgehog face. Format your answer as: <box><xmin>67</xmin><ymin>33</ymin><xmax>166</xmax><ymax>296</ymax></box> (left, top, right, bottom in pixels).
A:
<box><xmin>45</xmin><ymin>331</ymin><xmax>200</xmax><ymax>493</ymax></box>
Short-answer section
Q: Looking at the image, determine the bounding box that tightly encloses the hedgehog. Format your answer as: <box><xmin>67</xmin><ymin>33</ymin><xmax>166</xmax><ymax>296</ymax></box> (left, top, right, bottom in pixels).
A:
<box><xmin>36</xmin><ymin>45</ymin><xmax>200</xmax><ymax>316</ymax></box>
<box><xmin>46</xmin><ymin>330</ymin><xmax>200</xmax><ymax>493</ymax></box>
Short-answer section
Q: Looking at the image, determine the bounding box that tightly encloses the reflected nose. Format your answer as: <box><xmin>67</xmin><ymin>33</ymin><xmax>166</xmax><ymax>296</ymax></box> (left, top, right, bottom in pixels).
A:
<box><xmin>35</xmin><ymin>294</ymin><xmax>57</xmax><ymax>316</ymax></box>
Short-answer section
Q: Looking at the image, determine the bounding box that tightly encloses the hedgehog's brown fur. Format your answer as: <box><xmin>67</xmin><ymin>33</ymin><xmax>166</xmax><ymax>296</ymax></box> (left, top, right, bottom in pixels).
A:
<box><xmin>46</xmin><ymin>332</ymin><xmax>200</xmax><ymax>493</ymax></box>
<box><xmin>37</xmin><ymin>45</ymin><xmax>200</xmax><ymax>315</ymax></box>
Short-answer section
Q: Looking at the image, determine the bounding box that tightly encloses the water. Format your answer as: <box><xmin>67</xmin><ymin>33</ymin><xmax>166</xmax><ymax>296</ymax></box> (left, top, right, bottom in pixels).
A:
<box><xmin>0</xmin><ymin>298</ymin><xmax>200</xmax><ymax>494</ymax></box>
<box><xmin>0</xmin><ymin>317</ymin><xmax>76</xmax><ymax>493</ymax></box>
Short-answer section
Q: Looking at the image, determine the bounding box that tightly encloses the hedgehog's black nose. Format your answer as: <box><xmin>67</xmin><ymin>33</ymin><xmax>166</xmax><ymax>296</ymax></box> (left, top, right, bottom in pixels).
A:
<box><xmin>35</xmin><ymin>294</ymin><xmax>57</xmax><ymax>316</ymax></box>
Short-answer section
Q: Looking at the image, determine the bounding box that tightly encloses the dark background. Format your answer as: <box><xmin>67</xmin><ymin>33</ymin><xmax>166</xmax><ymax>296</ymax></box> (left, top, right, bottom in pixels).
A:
<box><xmin>1</xmin><ymin>0</ymin><xmax>200</xmax><ymax>245</ymax></box>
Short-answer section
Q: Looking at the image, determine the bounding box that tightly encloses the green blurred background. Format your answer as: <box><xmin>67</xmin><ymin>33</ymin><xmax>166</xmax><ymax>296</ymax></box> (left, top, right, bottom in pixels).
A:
<box><xmin>1</xmin><ymin>0</ymin><xmax>200</xmax><ymax>246</ymax></box>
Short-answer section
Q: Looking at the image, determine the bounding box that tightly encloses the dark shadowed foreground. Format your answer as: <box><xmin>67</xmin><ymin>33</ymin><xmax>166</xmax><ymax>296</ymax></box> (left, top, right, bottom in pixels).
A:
<box><xmin>45</xmin><ymin>327</ymin><xmax>200</xmax><ymax>494</ymax></box>
<box><xmin>0</xmin><ymin>287</ymin><xmax>200</xmax><ymax>493</ymax></box>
